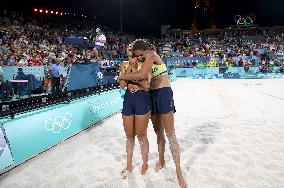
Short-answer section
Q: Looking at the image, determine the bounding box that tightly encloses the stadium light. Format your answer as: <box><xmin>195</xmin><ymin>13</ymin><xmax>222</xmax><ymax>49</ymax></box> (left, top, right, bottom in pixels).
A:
<box><xmin>56</xmin><ymin>12</ymin><xmax>58</xmax><ymax>15</ymax></box>
<box><xmin>85</xmin><ymin>16</ymin><xmax>87</xmax><ymax>18</ymax></box>
<box><xmin>46</xmin><ymin>10</ymin><xmax>49</xmax><ymax>13</ymax></box>
<box><xmin>60</xmin><ymin>12</ymin><xmax>63</xmax><ymax>15</ymax></box>
<box><xmin>34</xmin><ymin>9</ymin><xmax>38</xmax><ymax>12</ymax></box>
<box><xmin>51</xmin><ymin>11</ymin><xmax>54</xmax><ymax>14</ymax></box>
<box><xmin>40</xmin><ymin>9</ymin><xmax>43</xmax><ymax>13</ymax></box>
<box><xmin>82</xmin><ymin>14</ymin><xmax>84</xmax><ymax>17</ymax></box>
<box><xmin>74</xmin><ymin>13</ymin><xmax>76</xmax><ymax>16</ymax></box>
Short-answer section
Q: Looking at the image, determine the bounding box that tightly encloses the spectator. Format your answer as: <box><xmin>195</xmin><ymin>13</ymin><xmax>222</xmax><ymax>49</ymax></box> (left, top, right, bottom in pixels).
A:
<box><xmin>7</xmin><ymin>55</ymin><xmax>17</xmax><ymax>65</ymax></box>
<box><xmin>93</xmin><ymin>28</ymin><xmax>106</xmax><ymax>59</ymax></box>
<box><xmin>50</xmin><ymin>59</ymin><xmax>61</xmax><ymax>95</ymax></box>
<box><xmin>44</xmin><ymin>59</ymin><xmax>53</xmax><ymax>94</ymax></box>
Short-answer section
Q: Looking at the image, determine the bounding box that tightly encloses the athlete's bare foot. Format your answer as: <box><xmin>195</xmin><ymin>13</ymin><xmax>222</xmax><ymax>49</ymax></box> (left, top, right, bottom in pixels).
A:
<box><xmin>121</xmin><ymin>166</ymin><xmax>134</xmax><ymax>179</ymax></box>
<box><xmin>154</xmin><ymin>161</ymin><xmax>165</xmax><ymax>172</ymax></box>
<box><xmin>177</xmin><ymin>171</ymin><xmax>187</xmax><ymax>188</ymax></box>
<box><xmin>141</xmin><ymin>164</ymin><xmax>148</xmax><ymax>175</ymax></box>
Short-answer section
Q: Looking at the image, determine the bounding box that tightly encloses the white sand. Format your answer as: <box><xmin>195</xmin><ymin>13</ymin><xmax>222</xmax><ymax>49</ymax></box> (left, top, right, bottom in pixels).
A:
<box><xmin>1</xmin><ymin>78</ymin><xmax>284</xmax><ymax>188</ymax></box>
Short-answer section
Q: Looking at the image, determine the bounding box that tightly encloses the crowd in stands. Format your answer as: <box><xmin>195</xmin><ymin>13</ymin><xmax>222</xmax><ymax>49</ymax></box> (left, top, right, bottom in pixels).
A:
<box><xmin>159</xmin><ymin>29</ymin><xmax>284</xmax><ymax>67</ymax></box>
<box><xmin>0</xmin><ymin>10</ymin><xmax>134</xmax><ymax>67</ymax></box>
<box><xmin>1</xmin><ymin>9</ymin><xmax>284</xmax><ymax>69</ymax></box>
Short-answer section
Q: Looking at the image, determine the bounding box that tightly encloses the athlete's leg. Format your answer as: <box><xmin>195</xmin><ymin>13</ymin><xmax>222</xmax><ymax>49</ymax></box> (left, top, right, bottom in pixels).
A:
<box><xmin>135</xmin><ymin>112</ymin><xmax>151</xmax><ymax>175</ymax></box>
<box><xmin>151</xmin><ymin>114</ymin><xmax>166</xmax><ymax>171</ymax></box>
<box><xmin>161</xmin><ymin>112</ymin><xmax>187</xmax><ymax>188</ymax></box>
<box><xmin>121</xmin><ymin>115</ymin><xmax>135</xmax><ymax>179</ymax></box>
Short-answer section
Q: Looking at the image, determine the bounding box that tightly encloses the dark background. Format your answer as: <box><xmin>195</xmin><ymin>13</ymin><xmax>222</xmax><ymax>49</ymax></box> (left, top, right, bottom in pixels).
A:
<box><xmin>1</xmin><ymin>0</ymin><xmax>284</xmax><ymax>35</ymax></box>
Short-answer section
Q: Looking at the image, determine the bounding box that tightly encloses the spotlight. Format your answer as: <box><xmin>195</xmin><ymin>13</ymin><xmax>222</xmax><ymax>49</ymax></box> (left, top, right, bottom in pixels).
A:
<box><xmin>85</xmin><ymin>16</ymin><xmax>87</xmax><ymax>18</ymax></box>
<box><xmin>40</xmin><ymin>9</ymin><xmax>43</xmax><ymax>13</ymax></box>
<box><xmin>51</xmin><ymin>11</ymin><xmax>54</xmax><ymax>14</ymax></box>
<box><xmin>34</xmin><ymin>9</ymin><xmax>38</xmax><ymax>12</ymax></box>
<box><xmin>46</xmin><ymin>10</ymin><xmax>48</xmax><ymax>13</ymax></box>
<box><xmin>74</xmin><ymin>13</ymin><xmax>76</xmax><ymax>16</ymax></box>
<box><xmin>60</xmin><ymin>12</ymin><xmax>63</xmax><ymax>15</ymax></box>
<box><xmin>65</xmin><ymin>13</ymin><xmax>67</xmax><ymax>15</ymax></box>
<box><xmin>56</xmin><ymin>12</ymin><xmax>58</xmax><ymax>14</ymax></box>
<box><xmin>82</xmin><ymin>15</ymin><xmax>84</xmax><ymax>17</ymax></box>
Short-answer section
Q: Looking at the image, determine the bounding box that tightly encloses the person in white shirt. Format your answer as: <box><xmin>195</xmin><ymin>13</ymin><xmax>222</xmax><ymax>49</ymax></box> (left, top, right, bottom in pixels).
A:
<box><xmin>94</xmin><ymin>28</ymin><xmax>106</xmax><ymax>49</ymax></box>
<box><xmin>17</xmin><ymin>55</ymin><xmax>29</xmax><ymax>66</ymax></box>
<box><xmin>93</xmin><ymin>28</ymin><xmax>106</xmax><ymax>59</ymax></box>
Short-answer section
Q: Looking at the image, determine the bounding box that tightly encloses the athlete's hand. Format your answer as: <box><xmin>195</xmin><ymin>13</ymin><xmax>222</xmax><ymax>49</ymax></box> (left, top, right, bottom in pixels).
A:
<box><xmin>129</xmin><ymin>57</ymin><xmax>137</xmax><ymax>66</ymax></box>
<box><xmin>128</xmin><ymin>84</ymin><xmax>139</xmax><ymax>93</ymax></box>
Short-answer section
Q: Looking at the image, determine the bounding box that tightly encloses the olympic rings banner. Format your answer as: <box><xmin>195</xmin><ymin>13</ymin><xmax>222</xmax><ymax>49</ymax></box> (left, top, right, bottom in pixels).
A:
<box><xmin>1</xmin><ymin>89</ymin><xmax>123</xmax><ymax>165</ymax></box>
<box><xmin>234</xmin><ymin>14</ymin><xmax>256</xmax><ymax>26</ymax></box>
<box><xmin>0</xmin><ymin>127</ymin><xmax>14</xmax><ymax>171</ymax></box>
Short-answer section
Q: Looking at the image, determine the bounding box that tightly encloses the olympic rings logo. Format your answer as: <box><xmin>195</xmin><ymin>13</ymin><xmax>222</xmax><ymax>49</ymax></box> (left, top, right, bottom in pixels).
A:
<box><xmin>45</xmin><ymin>113</ymin><xmax>73</xmax><ymax>134</ymax></box>
<box><xmin>234</xmin><ymin>14</ymin><xmax>256</xmax><ymax>26</ymax></box>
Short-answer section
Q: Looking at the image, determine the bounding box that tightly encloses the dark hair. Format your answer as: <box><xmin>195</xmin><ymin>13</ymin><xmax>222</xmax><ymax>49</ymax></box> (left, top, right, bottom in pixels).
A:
<box><xmin>132</xmin><ymin>39</ymin><xmax>151</xmax><ymax>52</ymax></box>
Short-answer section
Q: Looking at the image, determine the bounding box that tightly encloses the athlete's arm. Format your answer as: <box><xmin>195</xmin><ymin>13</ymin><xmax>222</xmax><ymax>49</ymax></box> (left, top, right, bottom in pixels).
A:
<box><xmin>118</xmin><ymin>52</ymin><xmax>154</xmax><ymax>81</ymax></box>
<box><xmin>137</xmin><ymin>72</ymin><xmax>151</xmax><ymax>90</ymax></box>
<box><xmin>126</xmin><ymin>67</ymin><xmax>151</xmax><ymax>90</ymax></box>
<box><xmin>118</xmin><ymin>62</ymin><xmax>128</xmax><ymax>88</ymax></box>
<box><xmin>126</xmin><ymin>73</ymin><xmax>151</xmax><ymax>92</ymax></box>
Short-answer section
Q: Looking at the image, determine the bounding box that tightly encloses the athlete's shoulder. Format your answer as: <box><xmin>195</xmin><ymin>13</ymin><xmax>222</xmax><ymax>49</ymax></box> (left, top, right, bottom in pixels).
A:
<box><xmin>149</xmin><ymin>51</ymin><xmax>164</xmax><ymax>64</ymax></box>
<box><xmin>145</xmin><ymin>50</ymin><xmax>158</xmax><ymax>59</ymax></box>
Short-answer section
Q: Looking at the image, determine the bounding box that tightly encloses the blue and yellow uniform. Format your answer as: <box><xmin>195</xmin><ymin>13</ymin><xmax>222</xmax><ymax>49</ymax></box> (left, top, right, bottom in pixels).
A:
<box><xmin>151</xmin><ymin>63</ymin><xmax>168</xmax><ymax>78</ymax></box>
<box><xmin>122</xmin><ymin>62</ymin><xmax>152</xmax><ymax>116</ymax></box>
<box><xmin>150</xmin><ymin>63</ymin><xmax>176</xmax><ymax>115</ymax></box>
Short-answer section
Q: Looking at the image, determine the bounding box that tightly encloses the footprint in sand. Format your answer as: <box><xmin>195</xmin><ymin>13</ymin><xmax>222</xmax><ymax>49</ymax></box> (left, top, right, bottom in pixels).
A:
<box><xmin>114</xmin><ymin>155</ymin><xmax>122</xmax><ymax>162</ymax></box>
<box><xmin>200</xmin><ymin>137</ymin><xmax>214</xmax><ymax>144</ymax></box>
<box><xmin>193</xmin><ymin>146</ymin><xmax>207</xmax><ymax>154</ymax></box>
